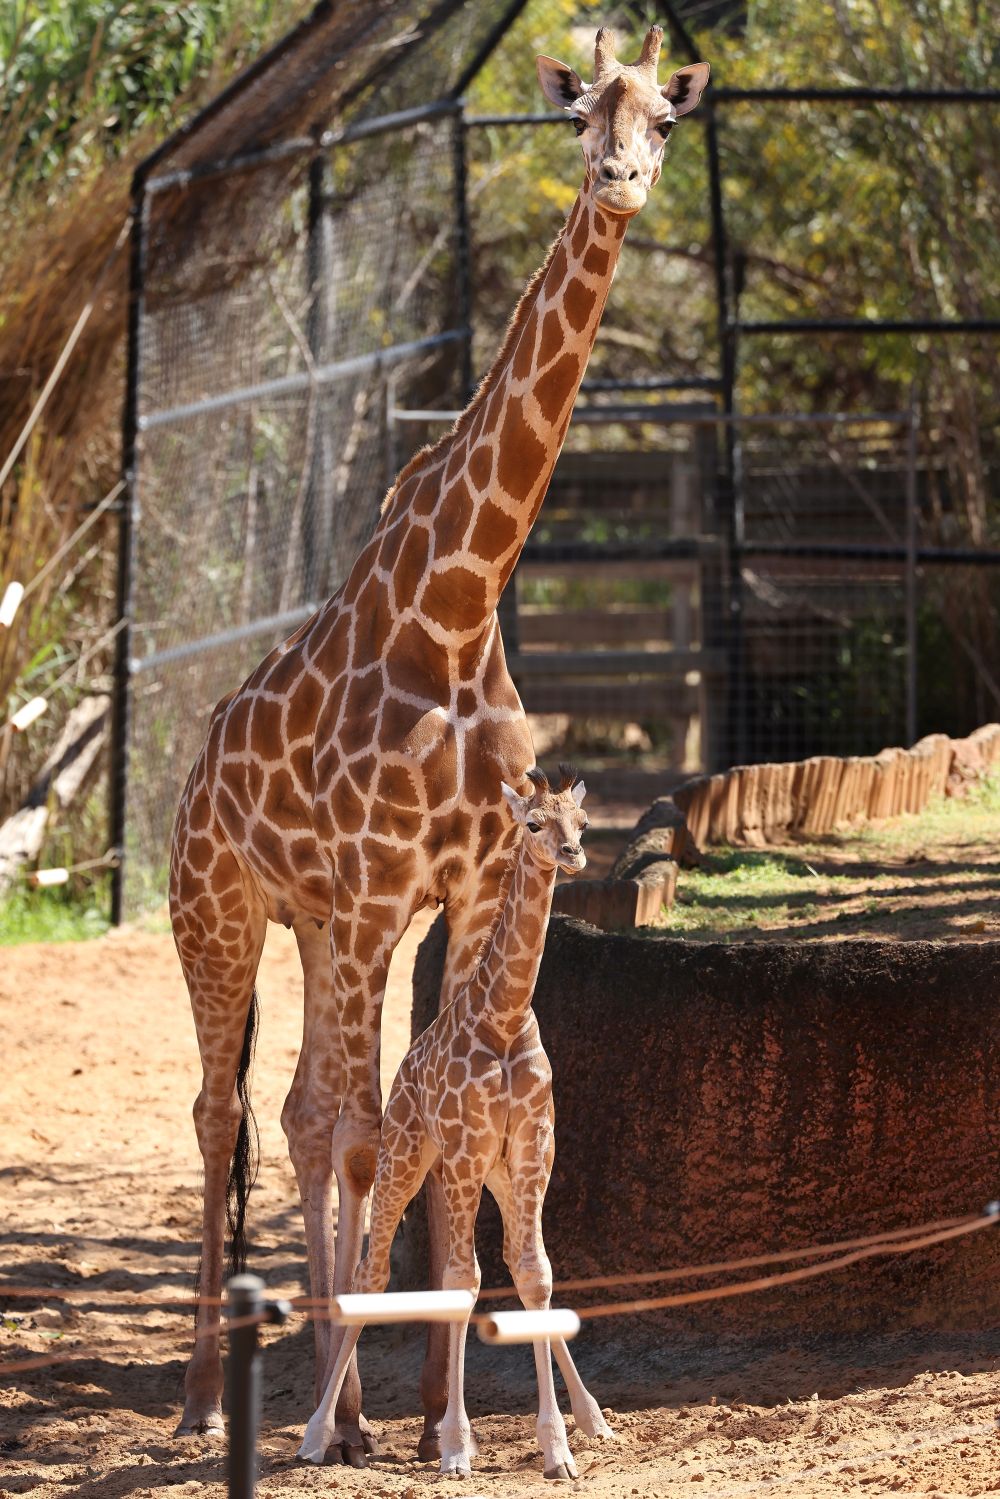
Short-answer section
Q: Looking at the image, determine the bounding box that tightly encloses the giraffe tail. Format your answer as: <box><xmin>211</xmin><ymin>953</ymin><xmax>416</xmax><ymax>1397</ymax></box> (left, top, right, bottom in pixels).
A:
<box><xmin>226</xmin><ymin>988</ymin><xmax>260</xmax><ymax>1281</ymax></box>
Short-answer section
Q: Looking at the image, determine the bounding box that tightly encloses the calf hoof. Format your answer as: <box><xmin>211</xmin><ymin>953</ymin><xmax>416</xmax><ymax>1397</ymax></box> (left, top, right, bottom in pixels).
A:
<box><xmin>358</xmin><ymin>1417</ymin><xmax>382</xmax><ymax>1457</ymax></box>
<box><xmin>419</xmin><ymin>1425</ymin><xmax>479</xmax><ymax>1462</ymax></box>
<box><xmin>440</xmin><ymin>1453</ymin><xmax>473</xmax><ymax>1479</ymax></box>
<box><xmin>544</xmin><ymin>1463</ymin><xmax>574</xmax><ymax>1481</ymax></box>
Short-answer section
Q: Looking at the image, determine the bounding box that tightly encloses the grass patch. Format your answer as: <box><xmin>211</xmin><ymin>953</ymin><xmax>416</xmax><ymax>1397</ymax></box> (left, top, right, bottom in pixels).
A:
<box><xmin>0</xmin><ymin>884</ymin><xmax>110</xmax><ymax>945</ymax></box>
<box><xmin>656</xmin><ymin>776</ymin><xmax>1000</xmax><ymax>943</ymax></box>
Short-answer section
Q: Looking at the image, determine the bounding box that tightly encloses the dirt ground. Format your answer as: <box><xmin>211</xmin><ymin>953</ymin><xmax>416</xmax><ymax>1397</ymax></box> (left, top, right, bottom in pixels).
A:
<box><xmin>4</xmin><ymin>912</ymin><xmax>1000</xmax><ymax>1498</ymax></box>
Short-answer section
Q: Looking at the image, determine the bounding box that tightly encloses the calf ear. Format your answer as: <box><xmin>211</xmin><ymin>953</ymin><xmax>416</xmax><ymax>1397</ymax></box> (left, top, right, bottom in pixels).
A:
<box><xmin>501</xmin><ymin>781</ymin><xmax>530</xmax><ymax>823</ymax></box>
<box><xmin>536</xmin><ymin>55</ymin><xmax>586</xmax><ymax>110</ymax></box>
<box><xmin>662</xmin><ymin>61</ymin><xmax>710</xmax><ymax>117</ymax></box>
<box><xmin>571</xmin><ymin>779</ymin><xmax>587</xmax><ymax>807</ymax></box>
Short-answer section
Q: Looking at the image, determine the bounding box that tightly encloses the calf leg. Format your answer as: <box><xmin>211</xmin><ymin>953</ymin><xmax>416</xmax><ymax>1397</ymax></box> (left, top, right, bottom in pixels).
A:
<box><xmin>299</xmin><ymin>1076</ymin><xmax>433</xmax><ymax>1464</ymax></box>
<box><xmin>437</xmin><ymin>1166</ymin><xmax>484</xmax><ymax>1480</ymax></box>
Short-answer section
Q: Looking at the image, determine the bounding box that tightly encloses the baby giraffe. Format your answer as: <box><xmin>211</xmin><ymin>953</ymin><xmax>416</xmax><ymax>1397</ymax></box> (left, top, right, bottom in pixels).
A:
<box><xmin>299</xmin><ymin>766</ymin><xmax>612</xmax><ymax>1479</ymax></box>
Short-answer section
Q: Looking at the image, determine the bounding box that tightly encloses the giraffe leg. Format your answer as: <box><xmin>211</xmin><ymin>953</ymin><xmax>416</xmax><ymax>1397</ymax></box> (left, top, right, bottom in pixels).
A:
<box><xmin>418</xmin><ymin>1169</ymin><xmax>453</xmax><ymax>1459</ymax></box>
<box><xmin>299</xmin><ymin>1077</ymin><xmax>434</xmax><ymax>1464</ymax></box>
<box><xmin>170</xmin><ymin>820</ymin><xmax>266</xmax><ymax>1438</ymax></box>
<box><xmin>492</xmin><ymin>1159</ymin><xmax>609</xmax><ymax>1440</ymax></box>
<box><xmin>325</xmin><ymin>877</ymin><xmax>416</xmax><ymax>1465</ymax></box>
<box><xmin>419</xmin><ymin>861</ymin><xmax>508</xmax><ymax>1460</ymax></box>
<box><xmin>506</xmin><ymin>1133</ymin><xmax>576</xmax><ymax>1480</ymax></box>
<box><xmin>281</xmin><ymin>917</ymin><xmax>373</xmax><ymax>1456</ymax></box>
<box><xmin>551</xmin><ymin>1339</ymin><xmax>614</xmax><ymax>1441</ymax></box>
<box><xmin>436</xmin><ymin>1165</ymin><xmax>484</xmax><ymax>1481</ymax></box>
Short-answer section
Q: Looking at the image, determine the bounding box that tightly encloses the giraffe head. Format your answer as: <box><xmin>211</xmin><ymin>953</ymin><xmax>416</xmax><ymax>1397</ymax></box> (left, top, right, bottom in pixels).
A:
<box><xmin>500</xmin><ymin>765</ymin><xmax>588</xmax><ymax>874</ymax></box>
<box><xmin>536</xmin><ymin>26</ymin><xmax>710</xmax><ymax>217</ymax></box>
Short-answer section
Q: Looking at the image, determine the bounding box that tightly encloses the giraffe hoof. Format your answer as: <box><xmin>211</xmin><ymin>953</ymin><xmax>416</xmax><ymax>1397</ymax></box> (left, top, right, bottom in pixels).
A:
<box><xmin>175</xmin><ymin>1411</ymin><xmax>225</xmax><ymax>1438</ymax></box>
<box><xmin>340</xmin><ymin>1441</ymin><xmax>369</xmax><ymax>1469</ymax></box>
<box><xmin>544</xmin><ymin>1463</ymin><xmax>573</xmax><ymax>1481</ymax></box>
<box><xmin>418</xmin><ymin>1430</ymin><xmax>441</xmax><ymax>1462</ymax></box>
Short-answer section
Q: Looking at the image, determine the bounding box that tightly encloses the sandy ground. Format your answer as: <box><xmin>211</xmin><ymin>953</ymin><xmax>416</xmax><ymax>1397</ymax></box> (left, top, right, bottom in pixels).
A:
<box><xmin>4</xmin><ymin>915</ymin><xmax>1000</xmax><ymax>1497</ymax></box>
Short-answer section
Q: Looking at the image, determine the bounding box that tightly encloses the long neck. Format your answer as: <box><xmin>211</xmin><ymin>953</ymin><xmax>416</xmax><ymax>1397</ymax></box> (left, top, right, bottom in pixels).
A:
<box><xmin>471</xmin><ymin>842</ymin><xmax>558</xmax><ymax>1038</ymax></box>
<box><xmin>381</xmin><ymin>186</ymin><xmax>629</xmax><ymax>637</ymax></box>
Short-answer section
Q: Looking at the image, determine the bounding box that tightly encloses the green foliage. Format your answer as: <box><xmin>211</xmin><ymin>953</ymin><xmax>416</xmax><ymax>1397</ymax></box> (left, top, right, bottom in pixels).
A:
<box><xmin>0</xmin><ymin>0</ymin><xmax>294</xmax><ymax>189</ymax></box>
<box><xmin>659</xmin><ymin>771</ymin><xmax>1000</xmax><ymax>939</ymax></box>
<box><xmin>466</xmin><ymin>1</ymin><xmax>998</xmax><ymax>416</ymax></box>
<box><xmin>0</xmin><ymin>882</ymin><xmax>110</xmax><ymax>944</ymax></box>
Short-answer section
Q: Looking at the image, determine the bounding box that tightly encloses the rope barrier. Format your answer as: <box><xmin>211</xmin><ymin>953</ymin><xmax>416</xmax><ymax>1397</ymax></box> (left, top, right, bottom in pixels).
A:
<box><xmin>285</xmin><ymin>1210</ymin><xmax>1000</xmax><ymax>1331</ymax></box>
<box><xmin>573</xmin><ymin>1212</ymin><xmax>999</xmax><ymax>1320</ymax></box>
<box><xmin>2</xmin><ymin>1206</ymin><xmax>994</xmax><ymax>1318</ymax></box>
<box><xmin>1</xmin><ymin>1205</ymin><xmax>995</xmax><ymax>1383</ymax></box>
<box><xmin>476</xmin><ymin>1211</ymin><xmax>978</xmax><ymax>1300</ymax></box>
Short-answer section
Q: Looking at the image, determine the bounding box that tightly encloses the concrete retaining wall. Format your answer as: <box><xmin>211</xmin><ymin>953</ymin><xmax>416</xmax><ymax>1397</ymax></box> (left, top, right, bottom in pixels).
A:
<box><xmin>405</xmin><ymin>917</ymin><xmax>1000</xmax><ymax>1337</ymax></box>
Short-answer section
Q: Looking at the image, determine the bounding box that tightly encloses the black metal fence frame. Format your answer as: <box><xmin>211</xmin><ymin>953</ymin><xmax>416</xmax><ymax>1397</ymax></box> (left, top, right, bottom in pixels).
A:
<box><xmin>111</xmin><ymin>3</ymin><xmax>1000</xmax><ymax>920</ymax></box>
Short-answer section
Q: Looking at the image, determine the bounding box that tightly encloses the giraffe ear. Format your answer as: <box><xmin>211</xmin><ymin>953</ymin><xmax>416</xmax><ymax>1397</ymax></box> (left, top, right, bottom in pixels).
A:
<box><xmin>536</xmin><ymin>55</ymin><xmax>586</xmax><ymax>110</ymax></box>
<box><xmin>571</xmin><ymin>779</ymin><xmax>587</xmax><ymax>806</ymax></box>
<box><xmin>501</xmin><ymin>781</ymin><xmax>530</xmax><ymax>824</ymax></box>
<box><xmin>662</xmin><ymin>61</ymin><xmax>710</xmax><ymax>117</ymax></box>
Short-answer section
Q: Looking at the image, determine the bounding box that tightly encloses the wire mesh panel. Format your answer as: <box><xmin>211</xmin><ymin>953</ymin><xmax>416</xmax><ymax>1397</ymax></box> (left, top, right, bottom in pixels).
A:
<box><xmin>121</xmin><ymin>109</ymin><xmax>466</xmax><ymax>916</ymax></box>
<box><xmin>734</xmin><ymin>418</ymin><xmax>914</xmax><ymax>767</ymax></box>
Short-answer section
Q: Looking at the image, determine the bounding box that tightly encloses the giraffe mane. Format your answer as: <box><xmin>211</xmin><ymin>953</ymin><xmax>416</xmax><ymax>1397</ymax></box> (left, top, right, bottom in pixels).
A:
<box><xmin>468</xmin><ymin>837</ymin><xmax>520</xmax><ymax>971</ymax></box>
<box><xmin>379</xmin><ymin>218</ymin><xmax>571</xmax><ymax>517</ymax></box>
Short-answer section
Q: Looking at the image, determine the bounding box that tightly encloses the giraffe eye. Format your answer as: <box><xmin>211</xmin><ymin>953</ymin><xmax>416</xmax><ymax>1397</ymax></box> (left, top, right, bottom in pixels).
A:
<box><xmin>526</xmin><ymin>818</ymin><xmax>543</xmax><ymax>832</ymax></box>
<box><xmin>655</xmin><ymin>120</ymin><xmax>674</xmax><ymax>139</ymax></box>
<box><xmin>571</xmin><ymin>117</ymin><xmax>587</xmax><ymax>136</ymax></box>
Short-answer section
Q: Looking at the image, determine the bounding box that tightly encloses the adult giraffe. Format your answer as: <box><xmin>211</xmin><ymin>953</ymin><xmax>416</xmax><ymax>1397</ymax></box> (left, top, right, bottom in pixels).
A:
<box><xmin>170</xmin><ymin>23</ymin><xmax>709</xmax><ymax>1463</ymax></box>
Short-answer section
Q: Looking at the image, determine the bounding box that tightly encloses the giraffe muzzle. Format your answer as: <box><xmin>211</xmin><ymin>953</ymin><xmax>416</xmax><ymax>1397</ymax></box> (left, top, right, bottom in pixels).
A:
<box><xmin>558</xmin><ymin>844</ymin><xmax>587</xmax><ymax>873</ymax></box>
<box><xmin>594</xmin><ymin>172</ymin><xmax>647</xmax><ymax>215</ymax></box>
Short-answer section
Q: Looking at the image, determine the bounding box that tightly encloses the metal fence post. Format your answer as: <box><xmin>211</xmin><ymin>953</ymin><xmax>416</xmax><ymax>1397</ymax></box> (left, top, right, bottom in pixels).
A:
<box><xmin>227</xmin><ymin>1274</ymin><xmax>264</xmax><ymax>1499</ymax></box>
<box><xmin>905</xmin><ymin>394</ymin><xmax>919</xmax><ymax>745</ymax></box>
<box><xmin>110</xmin><ymin>174</ymin><xmax>148</xmax><ymax>925</ymax></box>
<box><xmin>452</xmin><ymin>100</ymin><xmax>473</xmax><ymax>405</ymax></box>
<box><xmin>226</xmin><ymin>1275</ymin><xmax>291</xmax><ymax>1499</ymax></box>
<box><xmin>305</xmin><ymin>149</ymin><xmax>334</xmax><ymax>600</ymax></box>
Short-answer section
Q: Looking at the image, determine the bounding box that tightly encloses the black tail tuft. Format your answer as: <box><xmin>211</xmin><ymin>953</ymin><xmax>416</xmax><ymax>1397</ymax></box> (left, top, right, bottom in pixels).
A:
<box><xmin>226</xmin><ymin>989</ymin><xmax>260</xmax><ymax>1282</ymax></box>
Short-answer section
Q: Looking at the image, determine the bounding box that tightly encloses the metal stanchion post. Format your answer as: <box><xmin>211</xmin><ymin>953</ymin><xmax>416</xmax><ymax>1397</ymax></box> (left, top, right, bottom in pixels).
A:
<box><xmin>226</xmin><ymin>1274</ymin><xmax>291</xmax><ymax>1499</ymax></box>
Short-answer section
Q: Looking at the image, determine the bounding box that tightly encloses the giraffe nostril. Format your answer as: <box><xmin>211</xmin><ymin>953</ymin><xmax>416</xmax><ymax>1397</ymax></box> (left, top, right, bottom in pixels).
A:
<box><xmin>561</xmin><ymin>843</ymin><xmax>579</xmax><ymax>857</ymax></box>
<box><xmin>628</xmin><ymin>169</ymin><xmax>638</xmax><ymax>181</ymax></box>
